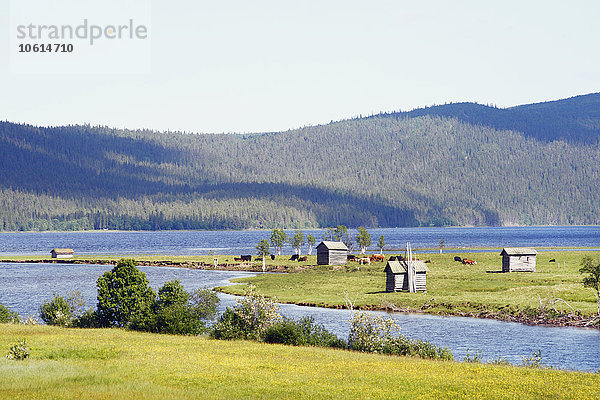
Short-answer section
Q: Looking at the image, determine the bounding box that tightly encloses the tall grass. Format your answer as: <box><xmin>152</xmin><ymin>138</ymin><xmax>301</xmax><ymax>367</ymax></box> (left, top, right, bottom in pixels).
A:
<box><xmin>1</xmin><ymin>324</ymin><xmax>599</xmax><ymax>399</ymax></box>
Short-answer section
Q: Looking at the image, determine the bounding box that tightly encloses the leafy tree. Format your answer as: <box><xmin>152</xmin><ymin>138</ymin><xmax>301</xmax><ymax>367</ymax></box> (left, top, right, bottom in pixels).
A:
<box><xmin>378</xmin><ymin>235</ymin><xmax>385</xmax><ymax>255</ymax></box>
<box><xmin>334</xmin><ymin>225</ymin><xmax>348</xmax><ymax>242</ymax></box>
<box><xmin>439</xmin><ymin>238</ymin><xmax>445</xmax><ymax>254</ymax></box>
<box><xmin>579</xmin><ymin>256</ymin><xmax>600</xmax><ymax>315</ymax></box>
<box><xmin>322</xmin><ymin>227</ymin><xmax>335</xmax><ymax>241</ymax></box>
<box><xmin>256</xmin><ymin>239</ymin><xmax>270</xmax><ymax>271</ymax></box>
<box><xmin>306</xmin><ymin>234</ymin><xmax>316</xmax><ymax>255</ymax></box>
<box><xmin>0</xmin><ymin>303</ymin><xmax>18</xmax><ymax>323</ymax></box>
<box><xmin>96</xmin><ymin>258</ymin><xmax>156</xmax><ymax>327</ymax></box>
<box><xmin>356</xmin><ymin>227</ymin><xmax>371</xmax><ymax>254</ymax></box>
<box><xmin>290</xmin><ymin>230</ymin><xmax>305</xmax><ymax>255</ymax></box>
<box><xmin>158</xmin><ymin>279</ymin><xmax>189</xmax><ymax>307</ymax></box>
<box><xmin>270</xmin><ymin>229</ymin><xmax>287</xmax><ymax>256</ymax></box>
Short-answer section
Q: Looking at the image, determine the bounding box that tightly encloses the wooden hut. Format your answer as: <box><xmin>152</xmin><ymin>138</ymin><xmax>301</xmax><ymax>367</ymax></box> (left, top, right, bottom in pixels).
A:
<box><xmin>500</xmin><ymin>247</ymin><xmax>537</xmax><ymax>272</ymax></box>
<box><xmin>384</xmin><ymin>260</ymin><xmax>429</xmax><ymax>292</ymax></box>
<box><xmin>51</xmin><ymin>248</ymin><xmax>74</xmax><ymax>259</ymax></box>
<box><xmin>316</xmin><ymin>241</ymin><xmax>348</xmax><ymax>265</ymax></box>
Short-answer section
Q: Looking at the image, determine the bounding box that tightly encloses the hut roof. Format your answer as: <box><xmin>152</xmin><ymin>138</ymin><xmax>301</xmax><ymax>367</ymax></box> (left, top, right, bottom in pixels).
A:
<box><xmin>385</xmin><ymin>260</ymin><xmax>429</xmax><ymax>274</ymax></box>
<box><xmin>51</xmin><ymin>248</ymin><xmax>74</xmax><ymax>254</ymax></box>
<box><xmin>317</xmin><ymin>241</ymin><xmax>348</xmax><ymax>251</ymax></box>
<box><xmin>500</xmin><ymin>247</ymin><xmax>537</xmax><ymax>256</ymax></box>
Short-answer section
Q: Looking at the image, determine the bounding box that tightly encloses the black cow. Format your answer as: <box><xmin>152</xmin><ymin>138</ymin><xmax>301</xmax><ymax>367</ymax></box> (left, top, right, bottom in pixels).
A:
<box><xmin>271</xmin><ymin>254</ymin><xmax>276</xmax><ymax>260</ymax></box>
<box><xmin>347</xmin><ymin>255</ymin><xmax>356</xmax><ymax>260</ymax></box>
<box><xmin>454</xmin><ymin>256</ymin><xmax>463</xmax><ymax>262</ymax></box>
<box><xmin>549</xmin><ymin>259</ymin><xmax>556</xmax><ymax>262</ymax></box>
<box><xmin>241</xmin><ymin>255</ymin><xmax>252</xmax><ymax>262</ymax></box>
<box><xmin>289</xmin><ymin>254</ymin><xmax>299</xmax><ymax>261</ymax></box>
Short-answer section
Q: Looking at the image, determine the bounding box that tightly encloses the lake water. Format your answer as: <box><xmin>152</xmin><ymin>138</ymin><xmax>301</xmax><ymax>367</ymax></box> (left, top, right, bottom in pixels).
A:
<box><xmin>1</xmin><ymin>226</ymin><xmax>600</xmax><ymax>256</ymax></box>
<box><xmin>1</xmin><ymin>261</ymin><xmax>599</xmax><ymax>372</ymax></box>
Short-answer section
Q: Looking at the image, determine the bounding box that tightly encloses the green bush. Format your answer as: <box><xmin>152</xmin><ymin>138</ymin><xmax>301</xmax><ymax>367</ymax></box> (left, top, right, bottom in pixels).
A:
<box><xmin>0</xmin><ymin>303</ymin><xmax>19</xmax><ymax>323</ymax></box>
<box><xmin>40</xmin><ymin>295</ymin><xmax>72</xmax><ymax>326</ymax></box>
<box><xmin>72</xmin><ymin>309</ymin><xmax>101</xmax><ymax>328</ymax></box>
<box><xmin>128</xmin><ymin>282</ymin><xmax>219</xmax><ymax>335</ymax></box>
<box><xmin>349</xmin><ymin>311</ymin><xmax>453</xmax><ymax>361</ymax></box>
<box><xmin>211</xmin><ymin>285</ymin><xmax>281</xmax><ymax>340</ymax></box>
<box><xmin>263</xmin><ymin>320</ymin><xmax>305</xmax><ymax>346</ymax></box>
<box><xmin>262</xmin><ymin>317</ymin><xmax>347</xmax><ymax>348</ymax></box>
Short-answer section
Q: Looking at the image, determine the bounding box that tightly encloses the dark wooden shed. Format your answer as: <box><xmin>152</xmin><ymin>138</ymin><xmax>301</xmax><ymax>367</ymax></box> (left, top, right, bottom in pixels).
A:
<box><xmin>500</xmin><ymin>247</ymin><xmax>537</xmax><ymax>272</ymax></box>
<box><xmin>316</xmin><ymin>241</ymin><xmax>348</xmax><ymax>265</ymax></box>
<box><xmin>384</xmin><ymin>260</ymin><xmax>429</xmax><ymax>292</ymax></box>
<box><xmin>51</xmin><ymin>248</ymin><xmax>74</xmax><ymax>259</ymax></box>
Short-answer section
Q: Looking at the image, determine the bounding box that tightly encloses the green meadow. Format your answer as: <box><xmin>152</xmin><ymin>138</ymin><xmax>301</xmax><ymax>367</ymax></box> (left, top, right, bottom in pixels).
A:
<box><xmin>217</xmin><ymin>250</ymin><xmax>600</xmax><ymax>316</ymax></box>
<box><xmin>1</xmin><ymin>324</ymin><xmax>599</xmax><ymax>399</ymax></box>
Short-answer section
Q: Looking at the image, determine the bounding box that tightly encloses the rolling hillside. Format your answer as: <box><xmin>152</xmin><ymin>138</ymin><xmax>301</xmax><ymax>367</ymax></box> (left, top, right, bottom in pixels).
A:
<box><xmin>1</xmin><ymin>93</ymin><xmax>599</xmax><ymax>230</ymax></box>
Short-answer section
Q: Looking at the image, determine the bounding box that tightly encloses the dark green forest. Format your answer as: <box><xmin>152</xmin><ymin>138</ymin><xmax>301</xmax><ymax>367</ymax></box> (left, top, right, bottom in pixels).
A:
<box><xmin>1</xmin><ymin>93</ymin><xmax>599</xmax><ymax>231</ymax></box>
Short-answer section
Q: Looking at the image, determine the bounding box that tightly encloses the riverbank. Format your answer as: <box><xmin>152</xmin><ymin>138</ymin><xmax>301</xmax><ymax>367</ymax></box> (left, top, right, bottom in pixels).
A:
<box><xmin>2</xmin><ymin>251</ymin><xmax>599</xmax><ymax>328</ymax></box>
<box><xmin>1</xmin><ymin>324</ymin><xmax>599</xmax><ymax>399</ymax></box>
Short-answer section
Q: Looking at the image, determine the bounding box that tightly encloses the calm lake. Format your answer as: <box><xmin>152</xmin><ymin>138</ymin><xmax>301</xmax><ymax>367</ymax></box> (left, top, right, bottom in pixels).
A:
<box><xmin>1</xmin><ymin>225</ymin><xmax>600</xmax><ymax>256</ymax></box>
<box><xmin>1</xmin><ymin>226</ymin><xmax>599</xmax><ymax>372</ymax></box>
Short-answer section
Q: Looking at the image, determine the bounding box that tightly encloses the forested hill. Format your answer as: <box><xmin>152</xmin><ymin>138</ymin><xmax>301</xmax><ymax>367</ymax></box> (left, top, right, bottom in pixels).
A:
<box><xmin>1</xmin><ymin>93</ymin><xmax>599</xmax><ymax>231</ymax></box>
<box><xmin>379</xmin><ymin>93</ymin><xmax>600</xmax><ymax>144</ymax></box>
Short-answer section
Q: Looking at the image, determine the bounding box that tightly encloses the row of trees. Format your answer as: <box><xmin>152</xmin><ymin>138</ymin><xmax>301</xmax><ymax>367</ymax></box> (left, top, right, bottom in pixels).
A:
<box><xmin>257</xmin><ymin>227</ymin><xmax>386</xmax><ymax>258</ymax></box>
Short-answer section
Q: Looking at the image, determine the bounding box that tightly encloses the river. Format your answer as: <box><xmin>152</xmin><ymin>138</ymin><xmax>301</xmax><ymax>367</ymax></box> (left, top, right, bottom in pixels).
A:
<box><xmin>1</xmin><ymin>261</ymin><xmax>599</xmax><ymax>372</ymax></box>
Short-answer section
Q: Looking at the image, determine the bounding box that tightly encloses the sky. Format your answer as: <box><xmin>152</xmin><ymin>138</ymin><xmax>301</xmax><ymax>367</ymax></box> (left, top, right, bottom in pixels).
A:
<box><xmin>1</xmin><ymin>0</ymin><xmax>599</xmax><ymax>133</ymax></box>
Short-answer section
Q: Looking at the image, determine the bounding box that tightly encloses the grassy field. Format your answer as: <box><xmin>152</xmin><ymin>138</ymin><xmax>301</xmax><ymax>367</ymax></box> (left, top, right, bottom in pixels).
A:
<box><xmin>216</xmin><ymin>251</ymin><xmax>600</xmax><ymax>316</ymax></box>
<box><xmin>1</xmin><ymin>324</ymin><xmax>599</xmax><ymax>399</ymax></box>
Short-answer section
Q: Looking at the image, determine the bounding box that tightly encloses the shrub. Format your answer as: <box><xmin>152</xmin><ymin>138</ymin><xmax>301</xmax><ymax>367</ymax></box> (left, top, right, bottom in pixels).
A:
<box><xmin>0</xmin><ymin>303</ymin><xmax>19</xmax><ymax>323</ymax></box>
<box><xmin>212</xmin><ymin>285</ymin><xmax>281</xmax><ymax>340</ymax></box>
<box><xmin>72</xmin><ymin>309</ymin><xmax>101</xmax><ymax>328</ymax></box>
<box><xmin>6</xmin><ymin>339</ymin><xmax>29</xmax><ymax>360</ymax></box>
<box><xmin>263</xmin><ymin>320</ymin><xmax>305</xmax><ymax>346</ymax></box>
<box><xmin>96</xmin><ymin>259</ymin><xmax>156</xmax><ymax>327</ymax></box>
<box><xmin>128</xmin><ymin>282</ymin><xmax>219</xmax><ymax>335</ymax></box>
<box><xmin>348</xmin><ymin>311</ymin><xmax>453</xmax><ymax>361</ymax></box>
<box><xmin>262</xmin><ymin>317</ymin><xmax>347</xmax><ymax>348</ymax></box>
<box><xmin>40</xmin><ymin>295</ymin><xmax>72</xmax><ymax>326</ymax></box>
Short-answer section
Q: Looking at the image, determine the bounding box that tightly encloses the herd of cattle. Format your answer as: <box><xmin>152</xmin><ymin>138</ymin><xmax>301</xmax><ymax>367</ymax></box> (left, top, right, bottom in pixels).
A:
<box><xmin>232</xmin><ymin>253</ymin><xmax>477</xmax><ymax>265</ymax></box>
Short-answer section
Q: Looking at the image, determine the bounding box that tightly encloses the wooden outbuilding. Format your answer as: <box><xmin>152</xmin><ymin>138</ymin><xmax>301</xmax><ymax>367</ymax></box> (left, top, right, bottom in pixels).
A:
<box><xmin>51</xmin><ymin>248</ymin><xmax>74</xmax><ymax>259</ymax></box>
<box><xmin>385</xmin><ymin>260</ymin><xmax>429</xmax><ymax>292</ymax></box>
<box><xmin>316</xmin><ymin>241</ymin><xmax>348</xmax><ymax>265</ymax></box>
<box><xmin>500</xmin><ymin>247</ymin><xmax>537</xmax><ymax>272</ymax></box>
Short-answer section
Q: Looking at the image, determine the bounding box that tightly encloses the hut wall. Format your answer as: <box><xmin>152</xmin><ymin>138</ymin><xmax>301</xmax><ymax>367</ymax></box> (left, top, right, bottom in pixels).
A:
<box><xmin>386</xmin><ymin>272</ymin><xmax>426</xmax><ymax>292</ymax></box>
<box><xmin>317</xmin><ymin>248</ymin><xmax>347</xmax><ymax>265</ymax></box>
<box><xmin>503</xmin><ymin>255</ymin><xmax>536</xmax><ymax>272</ymax></box>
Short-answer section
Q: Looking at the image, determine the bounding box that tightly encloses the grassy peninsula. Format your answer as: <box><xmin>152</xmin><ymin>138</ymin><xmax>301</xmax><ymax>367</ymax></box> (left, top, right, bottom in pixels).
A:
<box><xmin>215</xmin><ymin>250</ymin><xmax>600</xmax><ymax>324</ymax></box>
<box><xmin>1</xmin><ymin>324</ymin><xmax>599</xmax><ymax>399</ymax></box>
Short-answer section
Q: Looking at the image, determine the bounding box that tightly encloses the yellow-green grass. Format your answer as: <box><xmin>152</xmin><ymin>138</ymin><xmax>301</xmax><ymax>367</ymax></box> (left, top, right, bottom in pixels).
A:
<box><xmin>218</xmin><ymin>251</ymin><xmax>600</xmax><ymax>315</ymax></box>
<box><xmin>1</xmin><ymin>324</ymin><xmax>598</xmax><ymax>399</ymax></box>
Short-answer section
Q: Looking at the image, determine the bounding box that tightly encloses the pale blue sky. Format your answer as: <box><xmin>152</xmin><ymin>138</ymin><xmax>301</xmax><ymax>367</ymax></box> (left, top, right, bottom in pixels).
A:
<box><xmin>1</xmin><ymin>0</ymin><xmax>599</xmax><ymax>133</ymax></box>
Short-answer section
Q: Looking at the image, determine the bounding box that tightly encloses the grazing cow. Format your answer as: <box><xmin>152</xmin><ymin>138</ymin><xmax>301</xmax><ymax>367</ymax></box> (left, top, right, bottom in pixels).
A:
<box><xmin>289</xmin><ymin>254</ymin><xmax>299</xmax><ymax>261</ymax></box>
<box><xmin>254</xmin><ymin>257</ymin><xmax>263</xmax><ymax>262</ymax></box>
<box><xmin>298</xmin><ymin>256</ymin><xmax>308</xmax><ymax>262</ymax></box>
<box><xmin>462</xmin><ymin>259</ymin><xmax>476</xmax><ymax>265</ymax></box>
<box><xmin>370</xmin><ymin>254</ymin><xmax>384</xmax><ymax>262</ymax></box>
<box><xmin>357</xmin><ymin>257</ymin><xmax>371</xmax><ymax>265</ymax></box>
<box><xmin>424</xmin><ymin>259</ymin><xmax>431</xmax><ymax>263</ymax></box>
<box><xmin>234</xmin><ymin>257</ymin><xmax>242</xmax><ymax>262</ymax></box>
<box><xmin>241</xmin><ymin>255</ymin><xmax>252</xmax><ymax>262</ymax></box>
<box><xmin>454</xmin><ymin>256</ymin><xmax>463</xmax><ymax>262</ymax></box>
<box><xmin>347</xmin><ymin>255</ymin><xmax>356</xmax><ymax>261</ymax></box>
<box><xmin>271</xmin><ymin>254</ymin><xmax>276</xmax><ymax>260</ymax></box>
<box><xmin>549</xmin><ymin>259</ymin><xmax>556</xmax><ymax>262</ymax></box>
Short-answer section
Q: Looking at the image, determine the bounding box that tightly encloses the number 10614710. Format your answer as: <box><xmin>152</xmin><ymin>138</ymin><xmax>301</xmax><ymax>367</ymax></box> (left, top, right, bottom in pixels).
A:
<box><xmin>18</xmin><ymin>43</ymin><xmax>73</xmax><ymax>53</ymax></box>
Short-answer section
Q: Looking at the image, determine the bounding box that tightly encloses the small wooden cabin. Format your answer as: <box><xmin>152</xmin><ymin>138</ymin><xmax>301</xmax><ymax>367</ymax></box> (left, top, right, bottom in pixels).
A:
<box><xmin>385</xmin><ymin>260</ymin><xmax>429</xmax><ymax>292</ymax></box>
<box><xmin>316</xmin><ymin>241</ymin><xmax>348</xmax><ymax>265</ymax></box>
<box><xmin>51</xmin><ymin>248</ymin><xmax>74</xmax><ymax>259</ymax></box>
<box><xmin>500</xmin><ymin>247</ymin><xmax>537</xmax><ymax>272</ymax></box>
